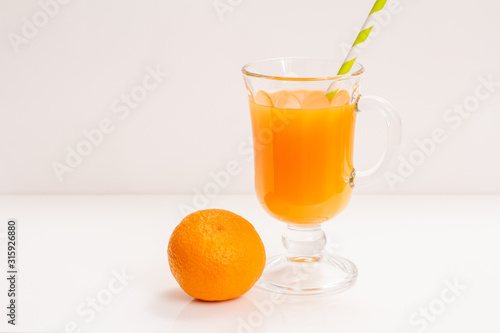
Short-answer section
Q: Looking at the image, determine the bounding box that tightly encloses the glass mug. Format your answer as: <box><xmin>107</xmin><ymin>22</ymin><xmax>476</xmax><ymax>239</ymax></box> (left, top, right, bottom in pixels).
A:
<box><xmin>242</xmin><ymin>57</ymin><xmax>401</xmax><ymax>295</ymax></box>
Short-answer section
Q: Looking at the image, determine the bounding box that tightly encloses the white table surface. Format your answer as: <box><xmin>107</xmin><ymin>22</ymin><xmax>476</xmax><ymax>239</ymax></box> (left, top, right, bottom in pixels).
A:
<box><xmin>0</xmin><ymin>194</ymin><xmax>499</xmax><ymax>333</ymax></box>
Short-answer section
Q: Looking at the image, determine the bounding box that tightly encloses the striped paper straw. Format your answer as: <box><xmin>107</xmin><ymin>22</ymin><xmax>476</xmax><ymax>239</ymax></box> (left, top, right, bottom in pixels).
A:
<box><xmin>327</xmin><ymin>0</ymin><xmax>387</xmax><ymax>98</ymax></box>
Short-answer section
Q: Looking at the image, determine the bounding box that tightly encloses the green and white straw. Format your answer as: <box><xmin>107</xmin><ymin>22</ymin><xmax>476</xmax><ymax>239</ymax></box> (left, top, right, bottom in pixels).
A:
<box><xmin>327</xmin><ymin>0</ymin><xmax>387</xmax><ymax>99</ymax></box>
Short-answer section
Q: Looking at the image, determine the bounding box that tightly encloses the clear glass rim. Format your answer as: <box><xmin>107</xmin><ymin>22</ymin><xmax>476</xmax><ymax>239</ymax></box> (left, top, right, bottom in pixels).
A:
<box><xmin>241</xmin><ymin>56</ymin><xmax>365</xmax><ymax>82</ymax></box>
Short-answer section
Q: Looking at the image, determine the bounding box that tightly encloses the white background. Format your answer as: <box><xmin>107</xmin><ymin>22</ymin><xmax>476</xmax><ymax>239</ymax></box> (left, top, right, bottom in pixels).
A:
<box><xmin>1</xmin><ymin>0</ymin><xmax>499</xmax><ymax>195</ymax></box>
<box><xmin>1</xmin><ymin>2</ymin><xmax>499</xmax><ymax>332</ymax></box>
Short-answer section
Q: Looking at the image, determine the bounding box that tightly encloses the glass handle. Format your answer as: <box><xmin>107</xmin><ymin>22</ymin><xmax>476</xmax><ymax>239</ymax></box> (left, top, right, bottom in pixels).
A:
<box><xmin>352</xmin><ymin>95</ymin><xmax>402</xmax><ymax>187</ymax></box>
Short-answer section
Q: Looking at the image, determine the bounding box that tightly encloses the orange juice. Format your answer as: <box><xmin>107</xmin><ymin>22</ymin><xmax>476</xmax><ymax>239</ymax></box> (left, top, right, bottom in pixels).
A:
<box><xmin>250</xmin><ymin>89</ymin><xmax>356</xmax><ymax>225</ymax></box>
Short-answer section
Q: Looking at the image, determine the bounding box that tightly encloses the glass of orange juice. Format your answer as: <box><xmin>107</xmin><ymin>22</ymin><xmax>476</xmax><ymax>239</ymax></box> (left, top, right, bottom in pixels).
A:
<box><xmin>242</xmin><ymin>57</ymin><xmax>401</xmax><ymax>295</ymax></box>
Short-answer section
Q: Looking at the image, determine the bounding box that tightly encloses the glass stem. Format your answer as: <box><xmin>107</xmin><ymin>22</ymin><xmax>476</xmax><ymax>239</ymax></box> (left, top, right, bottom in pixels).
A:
<box><xmin>282</xmin><ymin>225</ymin><xmax>326</xmax><ymax>262</ymax></box>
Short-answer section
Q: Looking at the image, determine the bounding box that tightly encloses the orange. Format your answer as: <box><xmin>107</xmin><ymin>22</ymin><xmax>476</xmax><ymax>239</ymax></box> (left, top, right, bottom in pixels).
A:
<box><xmin>168</xmin><ymin>209</ymin><xmax>266</xmax><ymax>301</ymax></box>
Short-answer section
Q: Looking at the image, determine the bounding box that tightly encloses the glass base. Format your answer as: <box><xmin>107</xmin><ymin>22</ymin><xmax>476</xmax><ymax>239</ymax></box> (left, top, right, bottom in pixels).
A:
<box><xmin>256</xmin><ymin>225</ymin><xmax>358</xmax><ymax>296</ymax></box>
